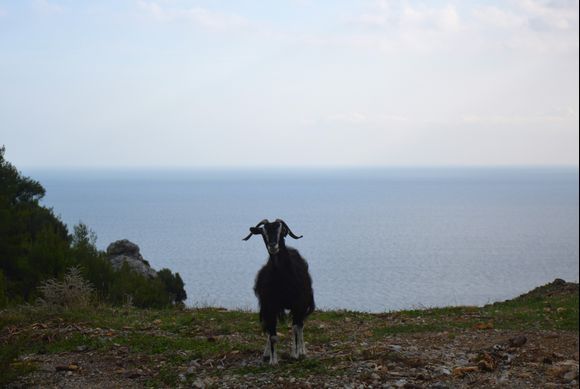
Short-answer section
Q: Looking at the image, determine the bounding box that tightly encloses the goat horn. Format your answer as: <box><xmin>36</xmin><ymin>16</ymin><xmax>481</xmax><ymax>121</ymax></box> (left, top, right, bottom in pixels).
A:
<box><xmin>242</xmin><ymin>219</ymin><xmax>269</xmax><ymax>241</ymax></box>
<box><xmin>276</xmin><ymin>219</ymin><xmax>303</xmax><ymax>239</ymax></box>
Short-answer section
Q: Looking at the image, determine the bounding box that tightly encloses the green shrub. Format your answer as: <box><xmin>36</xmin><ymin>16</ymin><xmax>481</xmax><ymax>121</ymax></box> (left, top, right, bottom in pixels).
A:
<box><xmin>158</xmin><ymin>268</ymin><xmax>187</xmax><ymax>304</ymax></box>
<box><xmin>0</xmin><ymin>270</ymin><xmax>7</xmax><ymax>308</ymax></box>
<box><xmin>108</xmin><ymin>264</ymin><xmax>172</xmax><ymax>308</ymax></box>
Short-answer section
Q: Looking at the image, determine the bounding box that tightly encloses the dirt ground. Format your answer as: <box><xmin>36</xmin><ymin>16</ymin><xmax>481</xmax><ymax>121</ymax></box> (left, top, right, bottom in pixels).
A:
<box><xmin>9</xmin><ymin>325</ymin><xmax>579</xmax><ymax>388</ymax></box>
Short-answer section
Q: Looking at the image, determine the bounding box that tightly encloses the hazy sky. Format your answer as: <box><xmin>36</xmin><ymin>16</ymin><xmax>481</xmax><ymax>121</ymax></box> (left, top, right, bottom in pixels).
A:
<box><xmin>1</xmin><ymin>0</ymin><xmax>578</xmax><ymax>168</ymax></box>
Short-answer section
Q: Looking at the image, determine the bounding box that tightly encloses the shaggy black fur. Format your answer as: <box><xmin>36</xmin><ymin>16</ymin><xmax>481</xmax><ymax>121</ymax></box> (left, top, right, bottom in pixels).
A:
<box><xmin>254</xmin><ymin>245</ymin><xmax>315</xmax><ymax>335</ymax></box>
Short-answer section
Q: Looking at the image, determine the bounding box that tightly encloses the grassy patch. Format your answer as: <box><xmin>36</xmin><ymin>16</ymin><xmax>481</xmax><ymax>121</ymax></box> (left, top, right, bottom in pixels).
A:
<box><xmin>0</xmin><ymin>339</ymin><xmax>37</xmax><ymax>386</ymax></box>
<box><xmin>372</xmin><ymin>285</ymin><xmax>578</xmax><ymax>336</ymax></box>
<box><xmin>312</xmin><ymin>310</ymin><xmax>375</xmax><ymax>322</ymax></box>
<box><xmin>113</xmin><ymin>332</ymin><xmax>254</xmax><ymax>358</ymax></box>
<box><xmin>483</xmin><ymin>293</ymin><xmax>579</xmax><ymax>331</ymax></box>
<box><xmin>43</xmin><ymin>333</ymin><xmax>110</xmax><ymax>354</ymax></box>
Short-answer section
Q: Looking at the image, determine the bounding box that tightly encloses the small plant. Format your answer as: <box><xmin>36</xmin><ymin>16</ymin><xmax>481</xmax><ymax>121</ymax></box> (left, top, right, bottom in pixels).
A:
<box><xmin>123</xmin><ymin>293</ymin><xmax>134</xmax><ymax>308</ymax></box>
<box><xmin>37</xmin><ymin>267</ymin><xmax>95</xmax><ymax>308</ymax></box>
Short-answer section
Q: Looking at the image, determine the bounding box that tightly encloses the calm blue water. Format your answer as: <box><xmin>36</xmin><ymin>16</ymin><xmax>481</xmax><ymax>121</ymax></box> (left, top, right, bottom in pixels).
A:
<box><xmin>28</xmin><ymin>168</ymin><xmax>579</xmax><ymax>312</ymax></box>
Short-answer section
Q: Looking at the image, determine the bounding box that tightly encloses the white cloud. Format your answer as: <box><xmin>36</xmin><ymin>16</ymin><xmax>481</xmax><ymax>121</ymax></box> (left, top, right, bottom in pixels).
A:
<box><xmin>346</xmin><ymin>2</ymin><xmax>461</xmax><ymax>31</ymax></box>
<box><xmin>461</xmin><ymin>113</ymin><xmax>579</xmax><ymax>125</ymax></box>
<box><xmin>474</xmin><ymin>1</ymin><xmax>579</xmax><ymax>31</ymax></box>
<box><xmin>324</xmin><ymin>112</ymin><xmax>411</xmax><ymax>126</ymax></box>
<box><xmin>325</xmin><ymin>112</ymin><xmax>368</xmax><ymax>125</ymax></box>
<box><xmin>322</xmin><ymin>110</ymin><xmax>579</xmax><ymax>129</ymax></box>
<box><xmin>31</xmin><ymin>0</ymin><xmax>64</xmax><ymax>15</ymax></box>
<box><xmin>473</xmin><ymin>6</ymin><xmax>526</xmax><ymax>29</ymax></box>
<box><xmin>401</xmin><ymin>4</ymin><xmax>460</xmax><ymax>32</ymax></box>
<box><xmin>287</xmin><ymin>0</ymin><xmax>313</xmax><ymax>6</ymax></box>
<box><xmin>515</xmin><ymin>0</ymin><xmax>579</xmax><ymax>31</ymax></box>
<box><xmin>346</xmin><ymin>13</ymin><xmax>388</xmax><ymax>27</ymax></box>
<box><xmin>137</xmin><ymin>1</ymin><xmax>249</xmax><ymax>30</ymax></box>
<box><xmin>471</xmin><ymin>1</ymin><xmax>579</xmax><ymax>52</ymax></box>
<box><xmin>339</xmin><ymin>1</ymin><xmax>579</xmax><ymax>54</ymax></box>
<box><xmin>336</xmin><ymin>3</ymin><xmax>468</xmax><ymax>53</ymax></box>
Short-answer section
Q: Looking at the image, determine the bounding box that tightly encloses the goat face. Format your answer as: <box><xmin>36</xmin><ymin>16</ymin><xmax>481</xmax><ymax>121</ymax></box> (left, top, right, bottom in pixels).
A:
<box><xmin>243</xmin><ymin>219</ymin><xmax>303</xmax><ymax>255</ymax></box>
<box><xmin>262</xmin><ymin>222</ymin><xmax>284</xmax><ymax>255</ymax></box>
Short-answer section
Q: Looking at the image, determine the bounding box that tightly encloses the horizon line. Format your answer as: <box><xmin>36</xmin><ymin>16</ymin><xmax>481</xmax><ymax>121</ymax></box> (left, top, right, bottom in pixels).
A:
<box><xmin>20</xmin><ymin>164</ymin><xmax>580</xmax><ymax>171</ymax></box>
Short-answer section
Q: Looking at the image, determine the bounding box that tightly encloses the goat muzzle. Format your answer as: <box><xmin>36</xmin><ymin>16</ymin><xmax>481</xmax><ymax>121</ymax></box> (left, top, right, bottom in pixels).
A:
<box><xmin>267</xmin><ymin>244</ymin><xmax>280</xmax><ymax>255</ymax></box>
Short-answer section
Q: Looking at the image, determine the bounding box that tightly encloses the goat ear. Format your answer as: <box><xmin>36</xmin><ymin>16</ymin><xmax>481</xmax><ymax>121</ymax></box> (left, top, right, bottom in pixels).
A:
<box><xmin>250</xmin><ymin>227</ymin><xmax>263</xmax><ymax>234</ymax></box>
<box><xmin>242</xmin><ymin>227</ymin><xmax>263</xmax><ymax>241</ymax></box>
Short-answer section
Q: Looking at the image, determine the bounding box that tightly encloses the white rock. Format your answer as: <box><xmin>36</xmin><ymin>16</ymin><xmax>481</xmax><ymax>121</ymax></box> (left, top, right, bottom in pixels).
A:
<box><xmin>106</xmin><ymin>239</ymin><xmax>157</xmax><ymax>278</ymax></box>
<box><xmin>433</xmin><ymin>365</ymin><xmax>451</xmax><ymax>376</ymax></box>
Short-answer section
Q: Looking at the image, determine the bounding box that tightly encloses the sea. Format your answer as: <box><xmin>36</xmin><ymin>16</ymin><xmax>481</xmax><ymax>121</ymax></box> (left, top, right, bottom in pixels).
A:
<box><xmin>28</xmin><ymin>167</ymin><xmax>579</xmax><ymax>312</ymax></box>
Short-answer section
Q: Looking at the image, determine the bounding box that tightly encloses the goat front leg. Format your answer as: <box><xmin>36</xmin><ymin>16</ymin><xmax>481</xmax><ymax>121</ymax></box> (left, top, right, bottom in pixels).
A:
<box><xmin>263</xmin><ymin>334</ymin><xmax>278</xmax><ymax>365</ymax></box>
<box><xmin>263</xmin><ymin>320</ymin><xmax>278</xmax><ymax>365</ymax></box>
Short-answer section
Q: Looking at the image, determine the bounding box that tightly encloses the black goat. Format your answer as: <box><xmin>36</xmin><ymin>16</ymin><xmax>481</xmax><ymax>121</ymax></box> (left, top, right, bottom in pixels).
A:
<box><xmin>243</xmin><ymin>219</ymin><xmax>315</xmax><ymax>365</ymax></box>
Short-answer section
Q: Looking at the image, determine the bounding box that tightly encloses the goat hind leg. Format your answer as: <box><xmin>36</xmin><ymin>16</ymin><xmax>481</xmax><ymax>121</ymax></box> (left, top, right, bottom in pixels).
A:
<box><xmin>292</xmin><ymin>311</ymin><xmax>307</xmax><ymax>358</ymax></box>
<box><xmin>291</xmin><ymin>317</ymin><xmax>306</xmax><ymax>358</ymax></box>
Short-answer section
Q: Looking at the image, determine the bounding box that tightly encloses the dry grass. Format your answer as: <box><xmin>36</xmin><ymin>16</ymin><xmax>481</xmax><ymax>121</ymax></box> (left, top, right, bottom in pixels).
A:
<box><xmin>37</xmin><ymin>267</ymin><xmax>95</xmax><ymax>309</ymax></box>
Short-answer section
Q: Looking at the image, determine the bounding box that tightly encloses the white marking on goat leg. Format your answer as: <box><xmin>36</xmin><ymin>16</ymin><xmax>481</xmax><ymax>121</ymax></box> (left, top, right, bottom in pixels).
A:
<box><xmin>262</xmin><ymin>336</ymin><xmax>271</xmax><ymax>362</ymax></box>
<box><xmin>269</xmin><ymin>335</ymin><xmax>278</xmax><ymax>365</ymax></box>
<box><xmin>291</xmin><ymin>325</ymin><xmax>300</xmax><ymax>359</ymax></box>
<box><xmin>298</xmin><ymin>326</ymin><xmax>306</xmax><ymax>356</ymax></box>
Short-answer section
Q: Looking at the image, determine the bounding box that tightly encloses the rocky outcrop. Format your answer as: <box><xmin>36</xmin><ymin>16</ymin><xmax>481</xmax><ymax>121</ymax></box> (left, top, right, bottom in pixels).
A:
<box><xmin>106</xmin><ymin>239</ymin><xmax>157</xmax><ymax>278</ymax></box>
